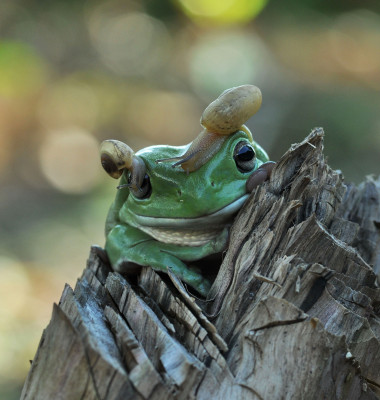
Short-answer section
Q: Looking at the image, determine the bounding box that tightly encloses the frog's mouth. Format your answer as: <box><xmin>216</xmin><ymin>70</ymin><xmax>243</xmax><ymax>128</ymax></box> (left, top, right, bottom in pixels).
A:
<box><xmin>129</xmin><ymin>194</ymin><xmax>249</xmax><ymax>246</ymax></box>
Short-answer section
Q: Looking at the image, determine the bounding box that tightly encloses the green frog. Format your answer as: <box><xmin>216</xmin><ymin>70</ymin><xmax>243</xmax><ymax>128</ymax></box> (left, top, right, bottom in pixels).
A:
<box><xmin>100</xmin><ymin>85</ymin><xmax>275</xmax><ymax>296</ymax></box>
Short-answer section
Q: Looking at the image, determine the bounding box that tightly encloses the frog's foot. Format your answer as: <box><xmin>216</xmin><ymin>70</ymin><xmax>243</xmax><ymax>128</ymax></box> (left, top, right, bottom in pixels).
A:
<box><xmin>168</xmin><ymin>264</ymin><xmax>212</xmax><ymax>297</ymax></box>
<box><xmin>106</xmin><ymin>229</ymin><xmax>211</xmax><ymax>297</ymax></box>
<box><xmin>214</xmin><ymin>226</ymin><xmax>229</xmax><ymax>253</ymax></box>
<box><xmin>152</xmin><ymin>252</ymin><xmax>210</xmax><ymax>297</ymax></box>
<box><xmin>115</xmin><ymin>256</ymin><xmax>211</xmax><ymax>297</ymax></box>
<box><xmin>246</xmin><ymin>161</ymin><xmax>276</xmax><ymax>193</ymax></box>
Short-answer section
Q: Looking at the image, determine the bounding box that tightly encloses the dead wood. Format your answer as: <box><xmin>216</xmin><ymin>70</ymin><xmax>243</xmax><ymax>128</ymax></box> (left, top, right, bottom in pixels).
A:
<box><xmin>21</xmin><ymin>128</ymin><xmax>380</xmax><ymax>400</ymax></box>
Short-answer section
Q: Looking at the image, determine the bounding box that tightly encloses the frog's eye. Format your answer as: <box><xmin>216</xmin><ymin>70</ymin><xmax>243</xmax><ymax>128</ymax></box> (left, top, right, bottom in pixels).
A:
<box><xmin>128</xmin><ymin>173</ymin><xmax>151</xmax><ymax>199</ymax></box>
<box><xmin>234</xmin><ymin>141</ymin><xmax>256</xmax><ymax>172</ymax></box>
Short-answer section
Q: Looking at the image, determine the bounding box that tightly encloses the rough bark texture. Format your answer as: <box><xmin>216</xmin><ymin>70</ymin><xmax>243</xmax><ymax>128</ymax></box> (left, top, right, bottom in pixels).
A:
<box><xmin>21</xmin><ymin>129</ymin><xmax>380</xmax><ymax>400</ymax></box>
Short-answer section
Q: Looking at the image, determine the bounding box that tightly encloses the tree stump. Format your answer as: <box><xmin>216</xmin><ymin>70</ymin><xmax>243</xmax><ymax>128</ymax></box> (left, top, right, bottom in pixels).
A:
<box><xmin>21</xmin><ymin>128</ymin><xmax>380</xmax><ymax>400</ymax></box>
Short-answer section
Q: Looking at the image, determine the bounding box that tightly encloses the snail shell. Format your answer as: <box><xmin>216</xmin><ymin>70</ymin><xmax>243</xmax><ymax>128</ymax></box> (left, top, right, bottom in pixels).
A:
<box><xmin>200</xmin><ymin>85</ymin><xmax>262</xmax><ymax>135</ymax></box>
<box><xmin>100</xmin><ymin>140</ymin><xmax>135</xmax><ymax>178</ymax></box>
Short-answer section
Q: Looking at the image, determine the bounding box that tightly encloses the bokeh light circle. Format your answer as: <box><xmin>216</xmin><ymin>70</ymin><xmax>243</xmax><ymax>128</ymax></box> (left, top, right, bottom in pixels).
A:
<box><xmin>175</xmin><ymin>0</ymin><xmax>268</xmax><ymax>25</ymax></box>
<box><xmin>188</xmin><ymin>32</ymin><xmax>270</xmax><ymax>98</ymax></box>
<box><xmin>39</xmin><ymin>128</ymin><xmax>100</xmax><ymax>194</ymax></box>
<box><xmin>87</xmin><ymin>10</ymin><xmax>171</xmax><ymax>77</ymax></box>
<box><xmin>0</xmin><ymin>40</ymin><xmax>47</xmax><ymax>98</ymax></box>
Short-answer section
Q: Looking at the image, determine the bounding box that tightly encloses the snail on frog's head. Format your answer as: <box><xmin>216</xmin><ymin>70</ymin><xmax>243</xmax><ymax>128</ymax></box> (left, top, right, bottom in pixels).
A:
<box><xmin>100</xmin><ymin>85</ymin><xmax>262</xmax><ymax>190</ymax></box>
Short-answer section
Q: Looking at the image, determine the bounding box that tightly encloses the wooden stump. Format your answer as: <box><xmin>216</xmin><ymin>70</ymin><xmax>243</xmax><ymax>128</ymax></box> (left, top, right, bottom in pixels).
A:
<box><xmin>21</xmin><ymin>129</ymin><xmax>380</xmax><ymax>400</ymax></box>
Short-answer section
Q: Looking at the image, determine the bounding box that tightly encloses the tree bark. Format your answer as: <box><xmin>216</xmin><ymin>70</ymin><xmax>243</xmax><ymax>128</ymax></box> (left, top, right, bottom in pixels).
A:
<box><xmin>21</xmin><ymin>128</ymin><xmax>380</xmax><ymax>400</ymax></box>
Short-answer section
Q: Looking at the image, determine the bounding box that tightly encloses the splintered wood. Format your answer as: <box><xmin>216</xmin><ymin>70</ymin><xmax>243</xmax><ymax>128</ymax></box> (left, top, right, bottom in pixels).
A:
<box><xmin>21</xmin><ymin>129</ymin><xmax>380</xmax><ymax>400</ymax></box>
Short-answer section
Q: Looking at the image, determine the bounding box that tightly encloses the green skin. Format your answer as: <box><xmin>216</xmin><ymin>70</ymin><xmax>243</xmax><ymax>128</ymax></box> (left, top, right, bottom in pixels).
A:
<box><xmin>105</xmin><ymin>129</ymin><xmax>269</xmax><ymax>296</ymax></box>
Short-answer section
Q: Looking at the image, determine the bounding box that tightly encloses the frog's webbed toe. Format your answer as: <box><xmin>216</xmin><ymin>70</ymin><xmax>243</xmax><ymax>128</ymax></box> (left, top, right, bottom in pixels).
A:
<box><xmin>246</xmin><ymin>161</ymin><xmax>276</xmax><ymax>193</ymax></box>
<box><xmin>150</xmin><ymin>251</ymin><xmax>212</xmax><ymax>297</ymax></box>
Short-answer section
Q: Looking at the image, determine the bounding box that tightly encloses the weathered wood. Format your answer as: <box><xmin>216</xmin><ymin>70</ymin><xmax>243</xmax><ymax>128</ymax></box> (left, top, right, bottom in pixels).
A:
<box><xmin>21</xmin><ymin>128</ymin><xmax>380</xmax><ymax>399</ymax></box>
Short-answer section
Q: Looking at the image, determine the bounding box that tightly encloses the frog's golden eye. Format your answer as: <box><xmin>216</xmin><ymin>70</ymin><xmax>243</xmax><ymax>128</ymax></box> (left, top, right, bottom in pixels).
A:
<box><xmin>234</xmin><ymin>141</ymin><xmax>256</xmax><ymax>172</ymax></box>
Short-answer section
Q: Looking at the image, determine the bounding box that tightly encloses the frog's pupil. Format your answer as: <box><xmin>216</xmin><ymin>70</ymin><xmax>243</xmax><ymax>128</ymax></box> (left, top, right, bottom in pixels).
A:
<box><xmin>237</xmin><ymin>145</ymin><xmax>255</xmax><ymax>161</ymax></box>
<box><xmin>138</xmin><ymin>174</ymin><xmax>151</xmax><ymax>198</ymax></box>
<box><xmin>142</xmin><ymin>175</ymin><xmax>149</xmax><ymax>188</ymax></box>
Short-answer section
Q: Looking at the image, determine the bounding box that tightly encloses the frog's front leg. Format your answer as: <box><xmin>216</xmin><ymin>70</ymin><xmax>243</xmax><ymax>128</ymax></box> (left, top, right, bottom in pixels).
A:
<box><xmin>106</xmin><ymin>225</ymin><xmax>229</xmax><ymax>296</ymax></box>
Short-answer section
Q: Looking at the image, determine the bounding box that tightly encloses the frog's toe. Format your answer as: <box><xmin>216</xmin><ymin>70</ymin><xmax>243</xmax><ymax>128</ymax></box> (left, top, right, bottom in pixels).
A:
<box><xmin>170</xmin><ymin>265</ymin><xmax>211</xmax><ymax>297</ymax></box>
<box><xmin>195</xmin><ymin>279</ymin><xmax>212</xmax><ymax>297</ymax></box>
<box><xmin>210</xmin><ymin>227</ymin><xmax>229</xmax><ymax>253</ymax></box>
<box><xmin>246</xmin><ymin>161</ymin><xmax>276</xmax><ymax>192</ymax></box>
<box><xmin>184</xmin><ymin>275</ymin><xmax>211</xmax><ymax>297</ymax></box>
<box><xmin>189</xmin><ymin>273</ymin><xmax>212</xmax><ymax>297</ymax></box>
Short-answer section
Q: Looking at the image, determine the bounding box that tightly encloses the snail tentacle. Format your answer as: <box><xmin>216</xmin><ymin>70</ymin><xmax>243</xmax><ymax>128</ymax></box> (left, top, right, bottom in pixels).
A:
<box><xmin>156</xmin><ymin>129</ymin><xmax>226</xmax><ymax>172</ymax></box>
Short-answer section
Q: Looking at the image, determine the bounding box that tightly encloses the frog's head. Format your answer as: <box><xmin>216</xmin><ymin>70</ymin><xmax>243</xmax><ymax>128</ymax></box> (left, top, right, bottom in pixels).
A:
<box><xmin>100</xmin><ymin>85</ymin><xmax>269</xmax><ymax>245</ymax></box>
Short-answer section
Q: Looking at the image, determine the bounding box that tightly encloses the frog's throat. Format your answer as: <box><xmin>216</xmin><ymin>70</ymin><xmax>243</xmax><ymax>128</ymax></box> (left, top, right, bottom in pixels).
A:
<box><xmin>128</xmin><ymin>194</ymin><xmax>249</xmax><ymax>246</ymax></box>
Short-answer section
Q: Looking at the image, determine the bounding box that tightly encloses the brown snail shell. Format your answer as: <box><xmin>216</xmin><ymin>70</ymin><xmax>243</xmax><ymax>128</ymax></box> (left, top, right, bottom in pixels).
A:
<box><xmin>200</xmin><ymin>85</ymin><xmax>262</xmax><ymax>135</ymax></box>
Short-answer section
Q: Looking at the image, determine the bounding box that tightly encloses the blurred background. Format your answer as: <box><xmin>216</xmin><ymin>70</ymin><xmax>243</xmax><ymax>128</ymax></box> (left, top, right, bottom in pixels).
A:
<box><xmin>0</xmin><ymin>0</ymin><xmax>379</xmax><ymax>397</ymax></box>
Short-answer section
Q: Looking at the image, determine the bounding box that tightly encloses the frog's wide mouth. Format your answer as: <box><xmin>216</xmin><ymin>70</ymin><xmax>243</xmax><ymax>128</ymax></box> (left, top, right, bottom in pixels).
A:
<box><xmin>127</xmin><ymin>194</ymin><xmax>249</xmax><ymax>246</ymax></box>
<box><xmin>131</xmin><ymin>194</ymin><xmax>249</xmax><ymax>229</ymax></box>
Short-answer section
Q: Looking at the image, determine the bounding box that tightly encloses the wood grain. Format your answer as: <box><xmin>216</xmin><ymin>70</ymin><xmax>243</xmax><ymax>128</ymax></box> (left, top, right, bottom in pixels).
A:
<box><xmin>21</xmin><ymin>128</ymin><xmax>380</xmax><ymax>399</ymax></box>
